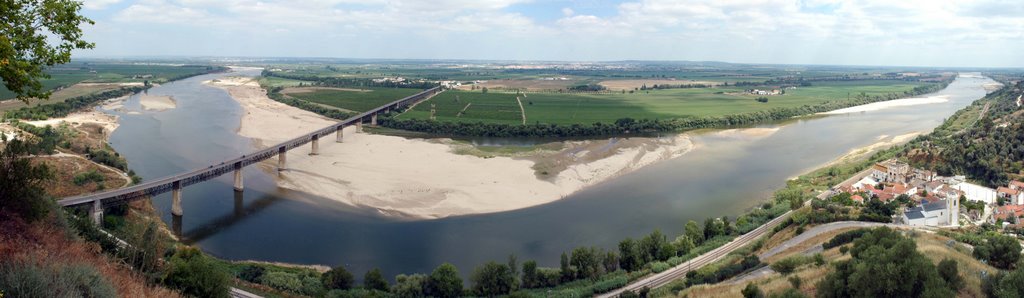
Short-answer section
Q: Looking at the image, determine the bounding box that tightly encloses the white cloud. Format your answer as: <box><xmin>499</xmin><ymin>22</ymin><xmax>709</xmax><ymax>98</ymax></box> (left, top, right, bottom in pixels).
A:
<box><xmin>83</xmin><ymin>0</ymin><xmax>123</xmax><ymax>10</ymax></box>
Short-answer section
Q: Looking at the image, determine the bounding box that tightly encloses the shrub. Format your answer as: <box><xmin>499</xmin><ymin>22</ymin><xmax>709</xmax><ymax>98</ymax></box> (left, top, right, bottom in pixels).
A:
<box><xmin>822</xmin><ymin>228</ymin><xmax>869</xmax><ymax>249</ymax></box>
<box><xmin>238</xmin><ymin>264</ymin><xmax>265</xmax><ymax>283</ymax></box>
<box><xmin>322</xmin><ymin>265</ymin><xmax>355</xmax><ymax>290</ymax></box>
<box><xmin>650</xmin><ymin>261</ymin><xmax>670</xmax><ymax>273</ymax></box>
<box><xmin>393</xmin><ymin>274</ymin><xmax>427</xmax><ymax>298</ymax></box>
<box><xmin>937</xmin><ymin>258</ymin><xmax>962</xmax><ymax>290</ymax></box>
<box><xmin>301</xmin><ymin>275</ymin><xmax>325</xmax><ymax>296</ymax></box>
<box><xmin>471</xmin><ymin>261</ymin><xmax>514</xmax><ymax>296</ymax></box>
<box><xmin>428</xmin><ymin>263</ymin><xmax>463</xmax><ymax>298</ymax></box>
<box><xmin>771</xmin><ymin>256</ymin><xmax>805</xmax><ymax>275</ymax></box>
<box><xmin>0</xmin><ymin>258</ymin><xmax>117</xmax><ymax>298</ymax></box>
<box><xmin>162</xmin><ymin>248</ymin><xmax>230</xmax><ymax>298</ymax></box>
<box><xmin>364</xmin><ymin>268</ymin><xmax>389</xmax><ymax>291</ymax></box>
<box><xmin>973</xmin><ymin>234</ymin><xmax>1021</xmax><ymax>270</ymax></box>
<box><xmin>742</xmin><ymin>283</ymin><xmax>765</xmax><ymax>298</ymax></box>
<box><xmin>260</xmin><ymin>271</ymin><xmax>302</xmax><ymax>292</ymax></box>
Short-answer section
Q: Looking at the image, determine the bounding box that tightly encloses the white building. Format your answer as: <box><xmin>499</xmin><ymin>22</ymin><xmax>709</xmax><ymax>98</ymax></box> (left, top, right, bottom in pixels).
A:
<box><xmin>953</xmin><ymin>182</ymin><xmax>997</xmax><ymax>205</ymax></box>
<box><xmin>903</xmin><ymin>199</ymin><xmax>959</xmax><ymax>227</ymax></box>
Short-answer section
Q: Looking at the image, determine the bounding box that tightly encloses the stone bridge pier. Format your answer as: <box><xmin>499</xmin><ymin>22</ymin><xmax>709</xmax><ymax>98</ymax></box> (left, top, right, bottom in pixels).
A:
<box><xmin>171</xmin><ymin>181</ymin><xmax>183</xmax><ymax>216</ymax></box>
<box><xmin>278</xmin><ymin>146</ymin><xmax>287</xmax><ymax>171</ymax></box>
<box><xmin>310</xmin><ymin>135</ymin><xmax>320</xmax><ymax>155</ymax></box>
<box><xmin>336</xmin><ymin>126</ymin><xmax>344</xmax><ymax>143</ymax></box>
<box><xmin>233</xmin><ymin>162</ymin><xmax>244</xmax><ymax>191</ymax></box>
<box><xmin>91</xmin><ymin>200</ymin><xmax>102</xmax><ymax>225</ymax></box>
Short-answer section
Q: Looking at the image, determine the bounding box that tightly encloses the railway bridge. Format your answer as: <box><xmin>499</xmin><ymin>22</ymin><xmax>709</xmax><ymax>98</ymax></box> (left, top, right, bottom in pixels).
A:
<box><xmin>58</xmin><ymin>86</ymin><xmax>443</xmax><ymax>225</ymax></box>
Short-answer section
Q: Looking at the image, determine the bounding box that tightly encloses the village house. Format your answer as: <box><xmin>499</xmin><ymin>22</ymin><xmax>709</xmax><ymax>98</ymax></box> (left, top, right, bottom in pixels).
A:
<box><xmin>994</xmin><ymin>205</ymin><xmax>1024</xmax><ymax>225</ymax></box>
<box><xmin>870</xmin><ymin>159</ymin><xmax>910</xmax><ymax>183</ymax></box>
<box><xmin>996</xmin><ymin>186</ymin><xmax>1023</xmax><ymax>205</ymax></box>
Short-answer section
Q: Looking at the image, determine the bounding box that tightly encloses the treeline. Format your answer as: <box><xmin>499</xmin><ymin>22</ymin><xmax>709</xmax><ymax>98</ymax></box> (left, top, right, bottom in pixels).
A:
<box><xmin>640</xmin><ymin>83</ymin><xmax>714</xmax><ymax>90</ymax></box>
<box><xmin>4</xmin><ymin>86</ymin><xmax>149</xmax><ymax>120</ymax></box>
<box><xmin>263</xmin><ymin>70</ymin><xmax>439</xmax><ymax>89</ymax></box>
<box><xmin>382</xmin><ymin>79</ymin><xmax>951</xmax><ymax>137</ymax></box>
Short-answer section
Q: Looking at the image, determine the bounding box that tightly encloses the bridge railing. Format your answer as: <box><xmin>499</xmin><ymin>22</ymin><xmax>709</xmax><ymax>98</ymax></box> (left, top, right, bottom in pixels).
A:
<box><xmin>58</xmin><ymin>86</ymin><xmax>443</xmax><ymax>208</ymax></box>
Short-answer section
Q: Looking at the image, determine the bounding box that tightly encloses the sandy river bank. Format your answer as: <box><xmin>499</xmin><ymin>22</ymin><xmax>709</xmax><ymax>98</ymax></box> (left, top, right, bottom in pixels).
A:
<box><xmin>207</xmin><ymin>76</ymin><xmax>695</xmax><ymax>219</ymax></box>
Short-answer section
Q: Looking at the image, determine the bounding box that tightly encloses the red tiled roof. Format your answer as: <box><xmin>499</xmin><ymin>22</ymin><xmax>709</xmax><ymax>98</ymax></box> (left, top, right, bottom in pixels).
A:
<box><xmin>994</xmin><ymin>205</ymin><xmax>1024</xmax><ymax>221</ymax></box>
<box><xmin>1011</xmin><ymin>181</ymin><xmax>1024</xmax><ymax>188</ymax></box>
<box><xmin>851</xmin><ymin>195</ymin><xmax>864</xmax><ymax>203</ymax></box>
<box><xmin>998</xmin><ymin>187</ymin><xmax>1020</xmax><ymax>196</ymax></box>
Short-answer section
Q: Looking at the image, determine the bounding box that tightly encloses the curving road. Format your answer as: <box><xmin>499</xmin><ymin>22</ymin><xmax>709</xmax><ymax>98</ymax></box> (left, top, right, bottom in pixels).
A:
<box><xmin>597</xmin><ymin>209</ymin><xmax>795</xmax><ymax>297</ymax></box>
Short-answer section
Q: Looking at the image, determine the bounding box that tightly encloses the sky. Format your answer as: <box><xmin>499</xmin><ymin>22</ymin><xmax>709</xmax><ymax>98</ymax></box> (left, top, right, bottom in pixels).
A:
<box><xmin>75</xmin><ymin>0</ymin><xmax>1024</xmax><ymax>67</ymax></box>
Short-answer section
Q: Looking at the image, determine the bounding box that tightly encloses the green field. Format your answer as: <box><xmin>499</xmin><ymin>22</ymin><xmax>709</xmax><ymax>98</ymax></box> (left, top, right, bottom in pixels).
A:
<box><xmin>400</xmin><ymin>80</ymin><xmax>933</xmax><ymax>125</ymax></box>
<box><xmin>282</xmin><ymin>87</ymin><xmax>424</xmax><ymax>112</ymax></box>
<box><xmin>0</xmin><ymin>62</ymin><xmax>221</xmax><ymax>100</ymax></box>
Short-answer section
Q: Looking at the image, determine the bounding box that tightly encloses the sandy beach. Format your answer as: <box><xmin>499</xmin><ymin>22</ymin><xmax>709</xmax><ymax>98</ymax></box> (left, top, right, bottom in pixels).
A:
<box><xmin>139</xmin><ymin>95</ymin><xmax>177</xmax><ymax>111</ymax></box>
<box><xmin>207</xmin><ymin>75</ymin><xmax>694</xmax><ymax>219</ymax></box>
<box><xmin>26</xmin><ymin>110</ymin><xmax>120</xmax><ymax>137</ymax></box>
<box><xmin>821</xmin><ymin>95</ymin><xmax>950</xmax><ymax>115</ymax></box>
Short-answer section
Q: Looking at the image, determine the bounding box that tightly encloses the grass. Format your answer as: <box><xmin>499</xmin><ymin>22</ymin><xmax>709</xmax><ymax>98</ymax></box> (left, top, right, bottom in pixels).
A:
<box><xmin>283</xmin><ymin>87</ymin><xmax>423</xmax><ymax>112</ymax></box>
<box><xmin>257</xmin><ymin>76</ymin><xmax>312</xmax><ymax>88</ymax></box>
<box><xmin>400</xmin><ymin>80</ymin><xmax>933</xmax><ymax>125</ymax></box>
<box><xmin>0</xmin><ymin>62</ymin><xmax>219</xmax><ymax>100</ymax></box>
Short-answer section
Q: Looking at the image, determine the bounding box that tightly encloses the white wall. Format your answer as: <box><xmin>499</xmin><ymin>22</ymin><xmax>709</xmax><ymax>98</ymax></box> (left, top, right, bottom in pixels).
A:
<box><xmin>954</xmin><ymin>182</ymin><xmax>997</xmax><ymax>204</ymax></box>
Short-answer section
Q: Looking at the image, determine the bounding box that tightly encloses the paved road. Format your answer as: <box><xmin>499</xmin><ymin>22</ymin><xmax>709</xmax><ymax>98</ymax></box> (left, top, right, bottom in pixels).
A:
<box><xmin>229</xmin><ymin>287</ymin><xmax>263</xmax><ymax>298</ymax></box>
<box><xmin>597</xmin><ymin>209</ymin><xmax>795</xmax><ymax>297</ymax></box>
<box><xmin>758</xmin><ymin>221</ymin><xmax>893</xmax><ymax>260</ymax></box>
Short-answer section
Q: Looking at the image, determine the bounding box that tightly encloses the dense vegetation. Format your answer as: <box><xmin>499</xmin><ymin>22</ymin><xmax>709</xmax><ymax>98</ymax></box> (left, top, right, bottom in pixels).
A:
<box><xmin>816</xmin><ymin>227</ymin><xmax>959</xmax><ymax>297</ymax></box>
<box><xmin>905</xmin><ymin>81</ymin><xmax>1024</xmax><ymax>186</ymax></box>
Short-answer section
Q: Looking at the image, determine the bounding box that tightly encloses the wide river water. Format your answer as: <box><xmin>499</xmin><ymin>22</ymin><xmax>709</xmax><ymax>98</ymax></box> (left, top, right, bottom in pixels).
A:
<box><xmin>104</xmin><ymin>70</ymin><xmax>993</xmax><ymax>279</ymax></box>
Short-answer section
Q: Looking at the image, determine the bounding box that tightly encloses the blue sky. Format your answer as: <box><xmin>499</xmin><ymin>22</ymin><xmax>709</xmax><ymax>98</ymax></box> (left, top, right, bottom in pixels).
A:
<box><xmin>77</xmin><ymin>0</ymin><xmax>1024</xmax><ymax>67</ymax></box>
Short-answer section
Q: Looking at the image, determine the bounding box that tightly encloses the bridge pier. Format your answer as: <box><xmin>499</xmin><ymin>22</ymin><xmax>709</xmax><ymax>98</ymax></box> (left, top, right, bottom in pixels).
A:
<box><xmin>310</xmin><ymin>135</ymin><xmax>320</xmax><ymax>155</ymax></box>
<box><xmin>336</xmin><ymin>127</ymin><xmax>344</xmax><ymax>143</ymax></box>
<box><xmin>91</xmin><ymin>199</ymin><xmax>102</xmax><ymax>226</ymax></box>
<box><xmin>356</xmin><ymin>121</ymin><xmax>363</xmax><ymax>133</ymax></box>
<box><xmin>371</xmin><ymin>114</ymin><xmax>377</xmax><ymax>126</ymax></box>
<box><xmin>233</xmin><ymin>163</ymin><xmax>243</xmax><ymax>191</ymax></box>
<box><xmin>171</xmin><ymin>181</ymin><xmax>183</xmax><ymax>216</ymax></box>
<box><xmin>278</xmin><ymin>146</ymin><xmax>287</xmax><ymax>171</ymax></box>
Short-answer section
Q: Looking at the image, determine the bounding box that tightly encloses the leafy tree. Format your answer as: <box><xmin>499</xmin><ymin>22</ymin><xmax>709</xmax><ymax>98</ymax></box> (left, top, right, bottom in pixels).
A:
<box><xmin>618</xmin><ymin>238</ymin><xmax>641</xmax><ymax>272</ymax></box>
<box><xmin>704</xmin><ymin>218</ymin><xmax>723</xmax><ymax>240</ymax></box>
<box><xmin>559</xmin><ymin>252</ymin><xmax>573</xmax><ymax>281</ymax></box>
<box><xmin>427</xmin><ymin>263</ymin><xmax>463</xmax><ymax>298</ymax></box>
<box><xmin>570</xmin><ymin>246</ymin><xmax>602</xmax><ymax>280</ymax></box>
<box><xmin>973</xmin><ymin>234</ymin><xmax>1021</xmax><ymax>270</ymax></box>
<box><xmin>393</xmin><ymin>274</ymin><xmax>427</xmax><ymax>298</ymax></box>
<box><xmin>603</xmin><ymin>251</ymin><xmax>619</xmax><ymax>273</ymax></box>
<box><xmin>520</xmin><ymin>260</ymin><xmax>538</xmax><ymax>289</ymax></box>
<box><xmin>471</xmin><ymin>261</ymin><xmax>515</xmax><ymax>296</ymax></box>
<box><xmin>163</xmin><ymin>247</ymin><xmax>230</xmax><ymax>298</ymax></box>
<box><xmin>0</xmin><ymin>138</ymin><xmax>52</xmax><ymax>222</ymax></box>
<box><xmin>673</xmin><ymin>235</ymin><xmax>695</xmax><ymax>256</ymax></box>
<box><xmin>363</xmin><ymin>268</ymin><xmax>388</xmax><ymax>291</ymax></box>
<box><xmin>742</xmin><ymin>283</ymin><xmax>765</xmax><ymax>298</ymax></box>
<box><xmin>937</xmin><ymin>258</ymin><xmax>962</xmax><ymax>291</ymax></box>
<box><xmin>238</xmin><ymin>265</ymin><xmax>265</xmax><ymax>283</ymax></box>
<box><xmin>321</xmin><ymin>265</ymin><xmax>354</xmax><ymax>290</ymax></box>
<box><xmin>1</xmin><ymin>0</ymin><xmax>95</xmax><ymax>103</ymax></box>
<box><xmin>685</xmin><ymin>220</ymin><xmax>703</xmax><ymax>244</ymax></box>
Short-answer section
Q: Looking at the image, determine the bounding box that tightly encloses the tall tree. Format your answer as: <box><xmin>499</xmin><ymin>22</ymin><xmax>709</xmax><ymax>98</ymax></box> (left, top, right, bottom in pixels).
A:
<box><xmin>685</xmin><ymin>220</ymin><xmax>703</xmax><ymax>244</ymax></box>
<box><xmin>364</xmin><ymin>268</ymin><xmax>389</xmax><ymax>291</ymax></box>
<box><xmin>427</xmin><ymin>263</ymin><xmax>463</xmax><ymax>298</ymax></box>
<box><xmin>0</xmin><ymin>137</ymin><xmax>52</xmax><ymax>222</ymax></box>
<box><xmin>1</xmin><ymin>0</ymin><xmax>95</xmax><ymax>103</ymax></box>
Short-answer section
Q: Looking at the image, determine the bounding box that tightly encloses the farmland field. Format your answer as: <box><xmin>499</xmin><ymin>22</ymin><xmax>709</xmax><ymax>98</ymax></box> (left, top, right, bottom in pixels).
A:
<box><xmin>0</xmin><ymin>62</ymin><xmax>222</xmax><ymax>100</ymax></box>
<box><xmin>282</xmin><ymin>87</ymin><xmax>424</xmax><ymax>112</ymax></box>
<box><xmin>400</xmin><ymin>80</ymin><xmax>935</xmax><ymax>125</ymax></box>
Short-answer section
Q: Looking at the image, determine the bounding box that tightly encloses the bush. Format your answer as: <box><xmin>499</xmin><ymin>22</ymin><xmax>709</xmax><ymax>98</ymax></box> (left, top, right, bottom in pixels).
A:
<box><xmin>322</xmin><ymin>265</ymin><xmax>355</xmax><ymax>290</ymax></box>
<box><xmin>260</xmin><ymin>271</ymin><xmax>302</xmax><ymax>292</ymax></box>
<box><xmin>471</xmin><ymin>262</ymin><xmax>515</xmax><ymax>296</ymax></box>
<box><xmin>0</xmin><ymin>258</ymin><xmax>117</xmax><ymax>298</ymax></box>
<box><xmin>393</xmin><ymin>274</ymin><xmax>427</xmax><ymax>298</ymax></box>
<box><xmin>238</xmin><ymin>264</ymin><xmax>265</xmax><ymax>283</ymax></box>
<box><xmin>428</xmin><ymin>263</ymin><xmax>463</xmax><ymax>298</ymax></box>
<box><xmin>822</xmin><ymin>228</ymin><xmax>869</xmax><ymax>249</ymax></box>
<box><xmin>650</xmin><ymin>261</ymin><xmax>670</xmax><ymax>273</ymax></box>
<box><xmin>742</xmin><ymin>283</ymin><xmax>765</xmax><ymax>298</ymax></box>
<box><xmin>162</xmin><ymin>248</ymin><xmax>230</xmax><ymax>298</ymax></box>
<box><xmin>771</xmin><ymin>256</ymin><xmax>805</xmax><ymax>275</ymax></box>
<box><xmin>973</xmin><ymin>234</ymin><xmax>1022</xmax><ymax>270</ymax></box>
<box><xmin>364</xmin><ymin>268</ymin><xmax>389</xmax><ymax>291</ymax></box>
<box><xmin>937</xmin><ymin>258</ymin><xmax>962</xmax><ymax>290</ymax></box>
<box><xmin>301</xmin><ymin>275</ymin><xmax>325</xmax><ymax>296</ymax></box>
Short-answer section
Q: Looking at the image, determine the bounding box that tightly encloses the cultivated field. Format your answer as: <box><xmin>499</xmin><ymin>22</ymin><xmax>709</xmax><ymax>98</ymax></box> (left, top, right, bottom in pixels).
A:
<box><xmin>400</xmin><ymin>80</ymin><xmax>934</xmax><ymax>125</ymax></box>
<box><xmin>281</xmin><ymin>86</ymin><xmax>423</xmax><ymax>112</ymax></box>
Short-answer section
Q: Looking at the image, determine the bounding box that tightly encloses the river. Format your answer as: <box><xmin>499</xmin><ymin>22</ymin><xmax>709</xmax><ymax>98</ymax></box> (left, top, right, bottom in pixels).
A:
<box><xmin>103</xmin><ymin>70</ymin><xmax>993</xmax><ymax>279</ymax></box>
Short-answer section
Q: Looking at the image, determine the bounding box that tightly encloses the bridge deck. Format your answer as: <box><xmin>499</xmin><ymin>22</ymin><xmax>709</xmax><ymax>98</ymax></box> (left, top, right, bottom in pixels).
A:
<box><xmin>59</xmin><ymin>86</ymin><xmax>442</xmax><ymax>208</ymax></box>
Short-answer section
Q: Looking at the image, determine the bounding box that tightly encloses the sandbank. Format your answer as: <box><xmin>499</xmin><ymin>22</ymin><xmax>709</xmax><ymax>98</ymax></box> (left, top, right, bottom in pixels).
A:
<box><xmin>821</xmin><ymin>95</ymin><xmax>950</xmax><ymax>115</ymax></box>
<box><xmin>207</xmin><ymin>76</ymin><xmax>694</xmax><ymax>219</ymax></box>
<box><xmin>139</xmin><ymin>95</ymin><xmax>177</xmax><ymax>111</ymax></box>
